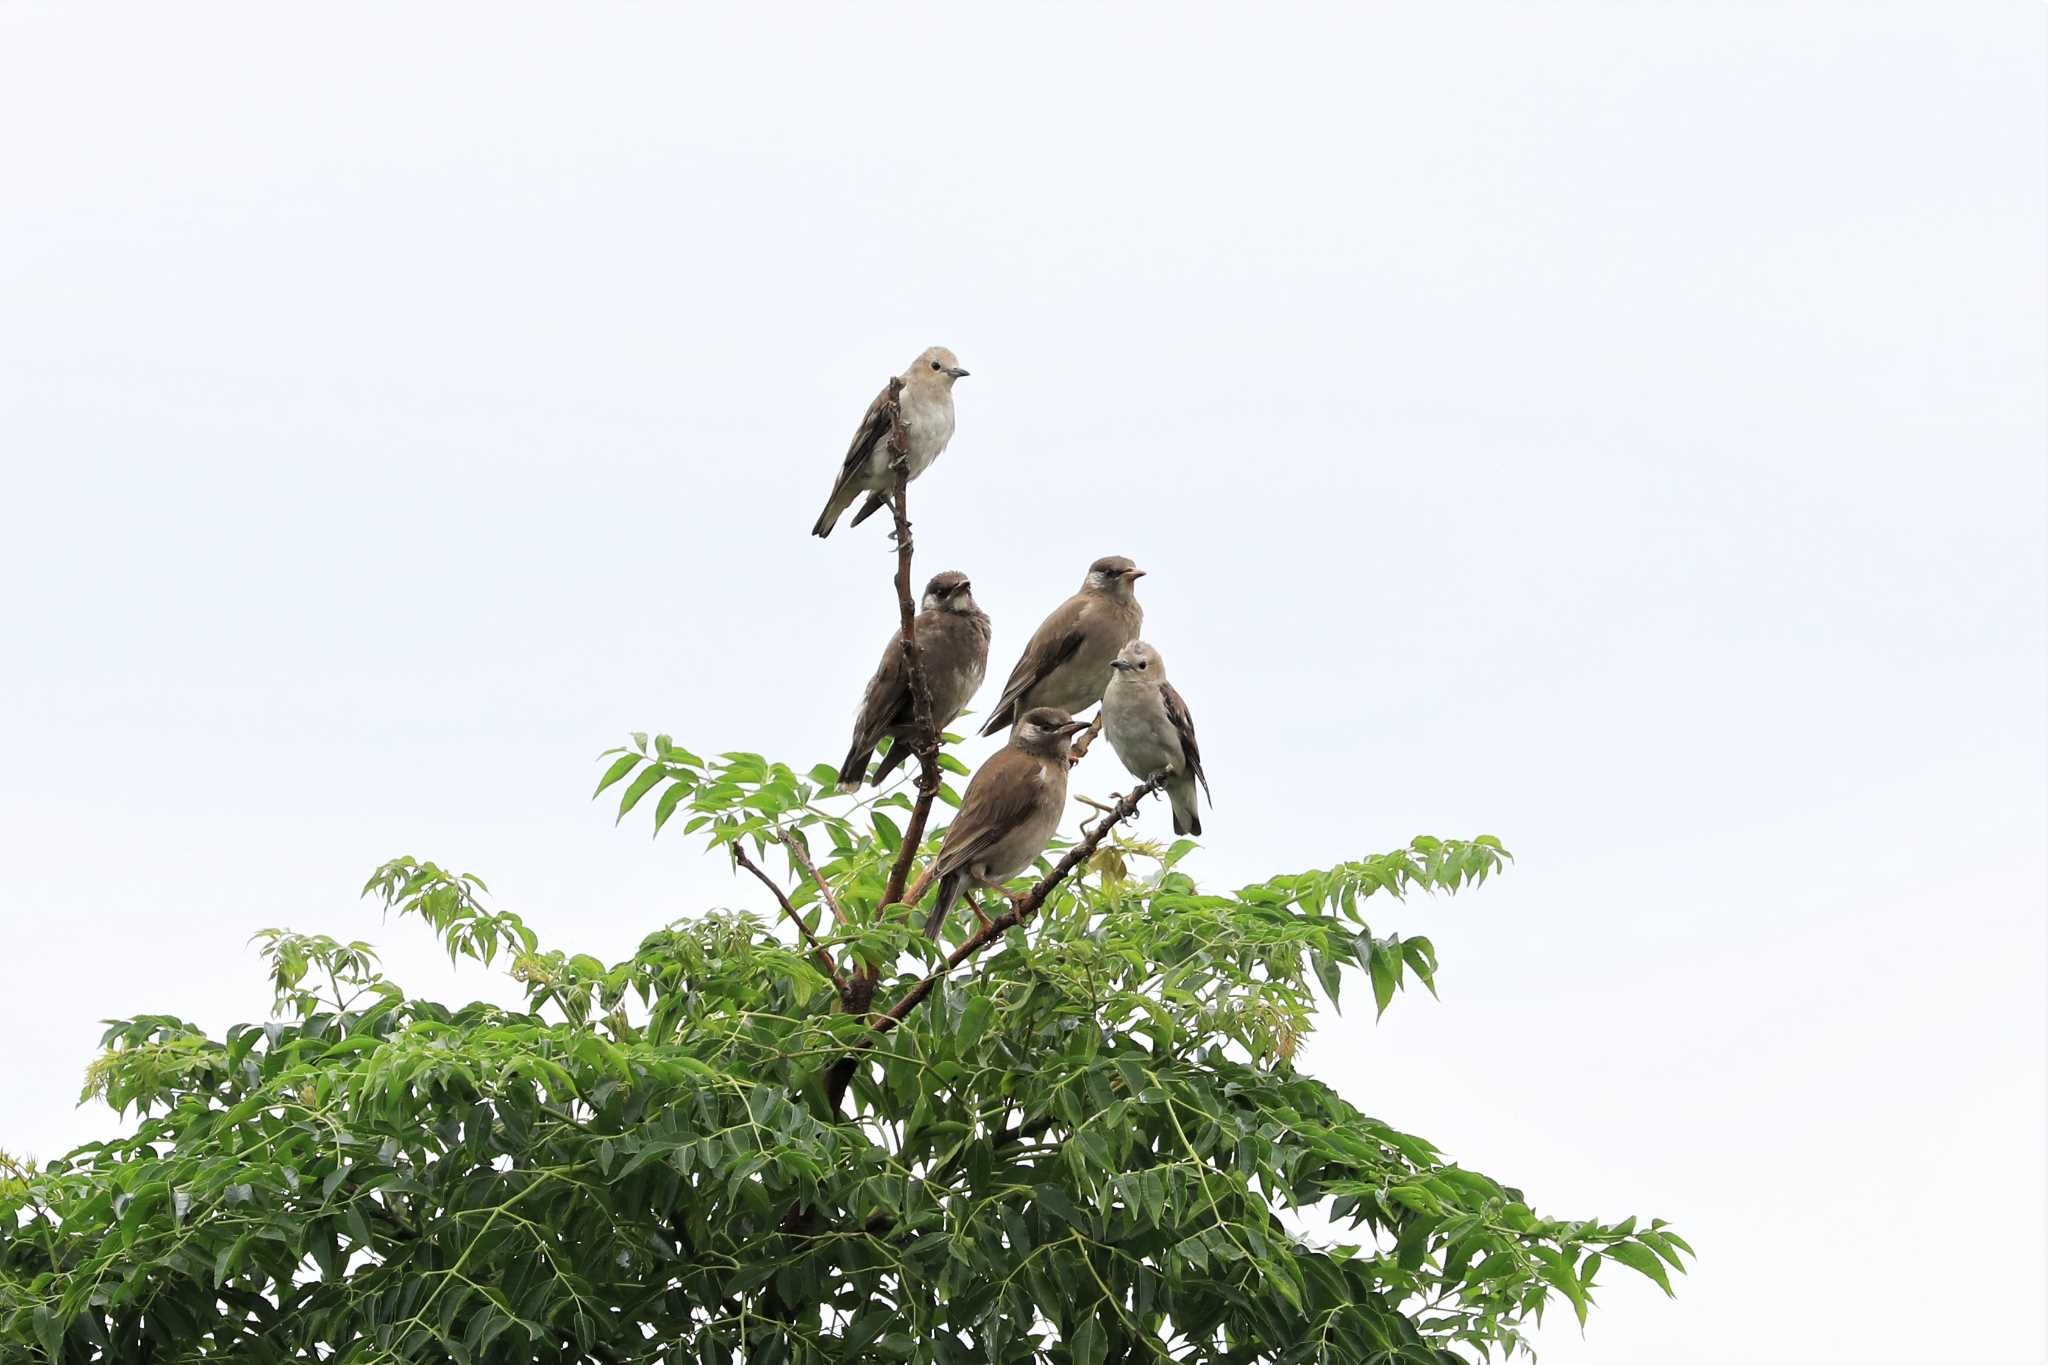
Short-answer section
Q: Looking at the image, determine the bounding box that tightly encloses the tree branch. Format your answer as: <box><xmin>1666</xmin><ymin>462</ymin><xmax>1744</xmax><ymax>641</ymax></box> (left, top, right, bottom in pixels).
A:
<box><xmin>872</xmin><ymin>776</ymin><xmax>1161</xmax><ymax>1036</ymax></box>
<box><xmin>733</xmin><ymin>844</ymin><xmax>850</xmax><ymax>1000</ymax></box>
<box><xmin>776</xmin><ymin>831</ymin><xmax>848</xmax><ymax>930</ymax></box>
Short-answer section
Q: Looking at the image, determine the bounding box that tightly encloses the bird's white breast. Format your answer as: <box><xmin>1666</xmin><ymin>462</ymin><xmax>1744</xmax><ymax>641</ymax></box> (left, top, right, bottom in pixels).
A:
<box><xmin>892</xmin><ymin>384</ymin><xmax>955</xmax><ymax>477</ymax></box>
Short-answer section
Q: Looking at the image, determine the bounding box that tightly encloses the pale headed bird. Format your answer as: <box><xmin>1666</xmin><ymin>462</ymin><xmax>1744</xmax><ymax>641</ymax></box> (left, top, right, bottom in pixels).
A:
<box><xmin>812</xmin><ymin>346</ymin><xmax>970</xmax><ymax>537</ymax></box>
<box><xmin>1103</xmin><ymin>640</ymin><xmax>1211</xmax><ymax>837</ymax></box>
<box><xmin>978</xmin><ymin>556</ymin><xmax>1145</xmax><ymax>736</ymax></box>
<box><xmin>923</xmin><ymin>707</ymin><xmax>1089</xmax><ymax>940</ymax></box>
<box><xmin>837</xmin><ymin>571</ymin><xmax>993</xmax><ymax>792</ymax></box>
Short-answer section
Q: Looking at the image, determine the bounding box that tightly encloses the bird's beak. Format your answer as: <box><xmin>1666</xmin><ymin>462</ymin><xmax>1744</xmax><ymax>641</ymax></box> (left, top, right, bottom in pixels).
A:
<box><xmin>1058</xmin><ymin>719</ymin><xmax>1090</xmax><ymax>736</ymax></box>
<box><xmin>1109</xmin><ymin>659</ymin><xmax>1134</xmax><ymax>672</ymax></box>
<box><xmin>1123</xmin><ymin>568</ymin><xmax>1147</xmax><ymax>580</ymax></box>
<box><xmin>945</xmin><ymin>366</ymin><xmax>970</xmax><ymax>379</ymax></box>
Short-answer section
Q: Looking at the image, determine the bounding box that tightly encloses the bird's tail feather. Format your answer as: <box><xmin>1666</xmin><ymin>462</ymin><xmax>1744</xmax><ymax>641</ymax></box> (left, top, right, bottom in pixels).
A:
<box><xmin>869</xmin><ymin>738</ymin><xmax>911</xmax><ymax>787</ymax></box>
<box><xmin>812</xmin><ymin>481</ymin><xmax>857</xmax><ymax>538</ymax></box>
<box><xmin>924</xmin><ymin>871</ymin><xmax>964</xmax><ymax>940</ymax></box>
<box><xmin>1169</xmin><ymin>778</ymin><xmax>1202</xmax><ymax>838</ymax></box>
<box><xmin>848</xmin><ymin>491</ymin><xmax>889</xmax><ymax>528</ymax></box>
<box><xmin>836</xmin><ymin>742</ymin><xmax>872</xmax><ymax>794</ymax></box>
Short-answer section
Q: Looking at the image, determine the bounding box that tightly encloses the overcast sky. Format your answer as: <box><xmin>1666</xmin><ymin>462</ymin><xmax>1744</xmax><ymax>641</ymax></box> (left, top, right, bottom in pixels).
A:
<box><xmin>2</xmin><ymin>5</ymin><xmax>2042</xmax><ymax>1362</ymax></box>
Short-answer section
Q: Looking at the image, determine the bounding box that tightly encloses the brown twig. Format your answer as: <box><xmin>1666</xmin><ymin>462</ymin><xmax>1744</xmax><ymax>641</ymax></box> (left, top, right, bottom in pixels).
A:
<box><xmin>777</xmin><ymin>831</ymin><xmax>848</xmax><ymax>929</ymax></box>
<box><xmin>1065</xmin><ymin>710</ymin><xmax>1106</xmax><ymax>768</ymax></box>
<box><xmin>871</xmin><ymin>776</ymin><xmax>1162</xmax><ymax>1036</ymax></box>
<box><xmin>734</xmin><ymin>843</ymin><xmax>850</xmax><ymax>998</ymax></box>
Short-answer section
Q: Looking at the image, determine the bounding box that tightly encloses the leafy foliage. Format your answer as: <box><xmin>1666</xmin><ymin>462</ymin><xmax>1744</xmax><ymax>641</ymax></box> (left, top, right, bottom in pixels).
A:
<box><xmin>0</xmin><ymin>737</ymin><xmax>1688</xmax><ymax>1363</ymax></box>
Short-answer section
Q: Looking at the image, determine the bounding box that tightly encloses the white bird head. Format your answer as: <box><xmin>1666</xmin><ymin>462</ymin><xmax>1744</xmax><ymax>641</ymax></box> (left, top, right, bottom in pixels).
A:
<box><xmin>909</xmin><ymin>346</ymin><xmax>969</xmax><ymax>384</ymax></box>
<box><xmin>1109</xmin><ymin>639</ymin><xmax>1166</xmax><ymax>681</ymax></box>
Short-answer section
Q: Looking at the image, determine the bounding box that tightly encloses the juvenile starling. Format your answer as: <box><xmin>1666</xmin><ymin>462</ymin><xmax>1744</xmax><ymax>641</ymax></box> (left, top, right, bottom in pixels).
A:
<box><xmin>923</xmin><ymin>707</ymin><xmax>1088</xmax><ymax>940</ymax></box>
<box><xmin>837</xmin><ymin>571</ymin><xmax>992</xmax><ymax>792</ymax></box>
<box><xmin>812</xmin><ymin>346</ymin><xmax>969</xmax><ymax>537</ymax></box>
<box><xmin>1104</xmin><ymin>640</ymin><xmax>1211</xmax><ymax>837</ymax></box>
<box><xmin>978</xmin><ymin>556</ymin><xmax>1144</xmax><ymax>736</ymax></box>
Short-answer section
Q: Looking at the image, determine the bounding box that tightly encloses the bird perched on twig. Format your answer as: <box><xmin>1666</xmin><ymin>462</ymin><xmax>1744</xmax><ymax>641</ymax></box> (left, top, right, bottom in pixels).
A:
<box><xmin>978</xmin><ymin>556</ymin><xmax>1145</xmax><ymax>736</ymax></box>
<box><xmin>811</xmin><ymin>346</ymin><xmax>970</xmax><ymax>538</ymax></box>
<box><xmin>836</xmin><ymin>571</ymin><xmax>992</xmax><ymax>792</ymax></box>
<box><xmin>1103</xmin><ymin>640</ymin><xmax>1211</xmax><ymax>837</ymax></box>
<box><xmin>923</xmin><ymin>708</ymin><xmax>1088</xmax><ymax>940</ymax></box>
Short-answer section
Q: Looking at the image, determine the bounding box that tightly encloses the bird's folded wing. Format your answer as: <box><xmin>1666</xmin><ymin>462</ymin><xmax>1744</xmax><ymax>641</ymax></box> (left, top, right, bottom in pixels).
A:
<box><xmin>849</xmin><ymin>632</ymin><xmax>910</xmax><ymax>751</ymax></box>
<box><xmin>981</xmin><ymin>611</ymin><xmax>1086</xmax><ymax>734</ymax></box>
<box><xmin>825</xmin><ymin>381</ymin><xmax>897</xmax><ymax>503</ymax></box>
<box><xmin>932</xmin><ymin>749</ymin><xmax>1043</xmax><ymax>878</ymax></box>
<box><xmin>1162</xmin><ymin>682</ymin><xmax>1211</xmax><ymax>804</ymax></box>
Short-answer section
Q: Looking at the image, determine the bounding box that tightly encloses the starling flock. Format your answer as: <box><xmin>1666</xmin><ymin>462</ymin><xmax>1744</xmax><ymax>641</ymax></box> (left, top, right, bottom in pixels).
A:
<box><xmin>815</xmin><ymin>346</ymin><xmax>1211</xmax><ymax>940</ymax></box>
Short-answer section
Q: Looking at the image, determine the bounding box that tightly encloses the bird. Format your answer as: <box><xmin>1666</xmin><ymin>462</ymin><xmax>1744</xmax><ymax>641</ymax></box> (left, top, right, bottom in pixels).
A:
<box><xmin>836</xmin><ymin>570</ymin><xmax>993</xmax><ymax>792</ymax></box>
<box><xmin>978</xmin><ymin>556</ymin><xmax>1145</xmax><ymax>736</ymax></box>
<box><xmin>811</xmin><ymin>346</ymin><xmax>970</xmax><ymax>538</ymax></box>
<box><xmin>923</xmin><ymin>707</ymin><xmax>1088</xmax><ymax>940</ymax></box>
<box><xmin>1103</xmin><ymin>640</ymin><xmax>1211</xmax><ymax>837</ymax></box>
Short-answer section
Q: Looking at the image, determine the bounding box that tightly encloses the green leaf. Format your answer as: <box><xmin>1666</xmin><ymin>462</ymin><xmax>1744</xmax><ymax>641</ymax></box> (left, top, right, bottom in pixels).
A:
<box><xmin>615</xmin><ymin>766</ymin><xmax>667</xmax><ymax>822</ymax></box>
<box><xmin>1070</xmin><ymin>1317</ymin><xmax>1105</xmax><ymax>1365</ymax></box>
<box><xmin>1607</xmin><ymin>1239</ymin><xmax>1677</xmax><ymax>1296</ymax></box>
<box><xmin>652</xmin><ymin>780</ymin><xmax>692</xmax><ymax>837</ymax></box>
<box><xmin>956</xmin><ymin>994</ymin><xmax>993</xmax><ymax>1053</ymax></box>
<box><xmin>591</xmin><ymin>754</ymin><xmax>641</xmax><ymax>799</ymax></box>
<box><xmin>1369</xmin><ymin>942</ymin><xmax>1400</xmax><ymax>1018</ymax></box>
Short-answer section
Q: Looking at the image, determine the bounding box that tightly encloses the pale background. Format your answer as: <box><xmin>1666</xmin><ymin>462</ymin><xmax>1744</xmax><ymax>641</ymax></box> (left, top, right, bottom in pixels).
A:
<box><xmin>2</xmin><ymin>5</ymin><xmax>2042</xmax><ymax>1362</ymax></box>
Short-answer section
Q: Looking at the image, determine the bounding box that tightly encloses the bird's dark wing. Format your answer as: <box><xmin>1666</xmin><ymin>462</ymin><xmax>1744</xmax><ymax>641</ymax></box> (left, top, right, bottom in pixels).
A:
<box><xmin>979</xmin><ymin>597</ymin><xmax>1087</xmax><ymax>736</ymax></box>
<box><xmin>1161</xmin><ymin>681</ymin><xmax>1210</xmax><ymax>805</ymax></box>
<box><xmin>838</xmin><ymin>628</ymin><xmax>910</xmax><ymax>784</ymax></box>
<box><xmin>813</xmin><ymin>381</ymin><xmax>897</xmax><ymax>535</ymax></box>
<box><xmin>932</xmin><ymin>747</ymin><xmax>1044</xmax><ymax>877</ymax></box>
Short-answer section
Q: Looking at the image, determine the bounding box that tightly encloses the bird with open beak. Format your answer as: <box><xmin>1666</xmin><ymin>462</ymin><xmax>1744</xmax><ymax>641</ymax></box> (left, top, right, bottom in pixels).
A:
<box><xmin>811</xmin><ymin>346</ymin><xmax>970</xmax><ymax>538</ymax></box>
<box><xmin>836</xmin><ymin>570</ymin><xmax>992</xmax><ymax>792</ymax></box>
<box><xmin>923</xmin><ymin>707</ymin><xmax>1089</xmax><ymax>940</ymax></box>
<box><xmin>978</xmin><ymin>556</ymin><xmax>1145</xmax><ymax>736</ymax></box>
<box><xmin>1103</xmin><ymin>640</ymin><xmax>1212</xmax><ymax>837</ymax></box>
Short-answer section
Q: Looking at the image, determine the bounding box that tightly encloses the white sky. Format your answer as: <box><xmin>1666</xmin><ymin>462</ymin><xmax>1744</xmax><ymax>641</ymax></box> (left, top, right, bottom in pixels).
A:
<box><xmin>2</xmin><ymin>5</ymin><xmax>2042</xmax><ymax>1362</ymax></box>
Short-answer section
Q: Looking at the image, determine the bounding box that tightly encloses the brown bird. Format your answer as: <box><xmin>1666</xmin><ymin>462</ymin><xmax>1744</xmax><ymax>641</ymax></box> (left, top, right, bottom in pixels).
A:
<box><xmin>978</xmin><ymin>556</ymin><xmax>1145</xmax><ymax>736</ymax></box>
<box><xmin>836</xmin><ymin>571</ymin><xmax>993</xmax><ymax>792</ymax></box>
<box><xmin>1103</xmin><ymin>640</ymin><xmax>1211</xmax><ymax>837</ymax></box>
<box><xmin>812</xmin><ymin>346</ymin><xmax>969</xmax><ymax>538</ymax></box>
<box><xmin>923</xmin><ymin>707</ymin><xmax>1088</xmax><ymax>940</ymax></box>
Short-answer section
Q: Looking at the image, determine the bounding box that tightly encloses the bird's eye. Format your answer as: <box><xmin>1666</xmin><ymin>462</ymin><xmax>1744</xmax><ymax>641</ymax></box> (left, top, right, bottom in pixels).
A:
<box><xmin>930</xmin><ymin>361</ymin><xmax>942</xmax><ymax>370</ymax></box>
<box><xmin>1138</xmin><ymin>661</ymin><xmax>1149</xmax><ymax>670</ymax></box>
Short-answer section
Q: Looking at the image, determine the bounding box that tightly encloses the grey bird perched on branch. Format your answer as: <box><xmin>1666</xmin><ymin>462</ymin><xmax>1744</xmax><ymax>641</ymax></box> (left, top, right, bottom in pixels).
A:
<box><xmin>924</xmin><ymin>707</ymin><xmax>1088</xmax><ymax>939</ymax></box>
<box><xmin>836</xmin><ymin>570</ymin><xmax>992</xmax><ymax>792</ymax></box>
<box><xmin>1103</xmin><ymin>640</ymin><xmax>1211</xmax><ymax>837</ymax></box>
<box><xmin>978</xmin><ymin>556</ymin><xmax>1145</xmax><ymax>736</ymax></box>
<box><xmin>811</xmin><ymin>346</ymin><xmax>969</xmax><ymax>538</ymax></box>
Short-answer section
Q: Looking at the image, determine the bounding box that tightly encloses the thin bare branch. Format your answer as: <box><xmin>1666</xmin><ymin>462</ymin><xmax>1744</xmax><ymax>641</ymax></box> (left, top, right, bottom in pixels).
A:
<box><xmin>733</xmin><ymin>843</ymin><xmax>850</xmax><ymax>1000</ymax></box>
<box><xmin>776</xmin><ymin>831</ymin><xmax>848</xmax><ymax>929</ymax></box>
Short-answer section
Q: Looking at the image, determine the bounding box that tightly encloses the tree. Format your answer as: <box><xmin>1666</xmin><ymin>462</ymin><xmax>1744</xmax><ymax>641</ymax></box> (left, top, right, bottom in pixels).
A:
<box><xmin>1</xmin><ymin>426</ymin><xmax>1688</xmax><ymax>1362</ymax></box>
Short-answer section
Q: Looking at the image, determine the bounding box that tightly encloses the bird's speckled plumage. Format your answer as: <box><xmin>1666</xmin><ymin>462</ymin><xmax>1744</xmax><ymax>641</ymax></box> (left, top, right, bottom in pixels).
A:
<box><xmin>837</xmin><ymin>571</ymin><xmax>992</xmax><ymax>792</ymax></box>
<box><xmin>979</xmin><ymin>556</ymin><xmax>1144</xmax><ymax>736</ymax></box>
<box><xmin>812</xmin><ymin>347</ymin><xmax>968</xmax><ymax>537</ymax></box>
<box><xmin>1103</xmin><ymin>640</ymin><xmax>1210</xmax><ymax>837</ymax></box>
<box><xmin>923</xmin><ymin>708</ymin><xmax>1086</xmax><ymax>939</ymax></box>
